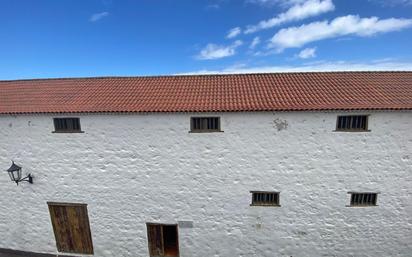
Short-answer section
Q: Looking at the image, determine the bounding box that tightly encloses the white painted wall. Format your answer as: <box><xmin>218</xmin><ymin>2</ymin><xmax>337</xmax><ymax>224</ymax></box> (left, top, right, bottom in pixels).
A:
<box><xmin>0</xmin><ymin>111</ymin><xmax>411</xmax><ymax>257</ymax></box>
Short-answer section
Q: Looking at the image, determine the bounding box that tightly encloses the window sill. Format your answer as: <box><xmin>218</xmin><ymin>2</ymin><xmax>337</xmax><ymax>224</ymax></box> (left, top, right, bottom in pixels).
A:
<box><xmin>189</xmin><ymin>130</ymin><xmax>224</xmax><ymax>133</ymax></box>
<box><xmin>333</xmin><ymin>129</ymin><xmax>371</xmax><ymax>132</ymax></box>
<box><xmin>346</xmin><ymin>205</ymin><xmax>378</xmax><ymax>207</ymax></box>
<box><xmin>250</xmin><ymin>204</ymin><xmax>281</xmax><ymax>207</ymax></box>
<box><xmin>48</xmin><ymin>202</ymin><xmax>88</xmax><ymax>207</ymax></box>
<box><xmin>52</xmin><ymin>131</ymin><xmax>84</xmax><ymax>133</ymax></box>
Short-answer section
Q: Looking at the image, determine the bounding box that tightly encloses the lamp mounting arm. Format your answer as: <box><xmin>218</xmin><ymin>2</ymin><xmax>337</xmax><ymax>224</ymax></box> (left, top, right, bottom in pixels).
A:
<box><xmin>15</xmin><ymin>174</ymin><xmax>33</xmax><ymax>185</ymax></box>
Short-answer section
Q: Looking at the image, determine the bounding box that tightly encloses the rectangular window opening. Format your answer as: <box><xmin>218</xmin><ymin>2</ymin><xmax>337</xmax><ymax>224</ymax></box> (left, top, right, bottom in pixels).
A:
<box><xmin>250</xmin><ymin>191</ymin><xmax>280</xmax><ymax>206</ymax></box>
<box><xmin>53</xmin><ymin>118</ymin><xmax>82</xmax><ymax>133</ymax></box>
<box><xmin>336</xmin><ymin>115</ymin><xmax>369</xmax><ymax>131</ymax></box>
<box><xmin>349</xmin><ymin>192</ymin><xmax>378</xmax><ymax>206</ymax></box>
<box><xmin>47</xmin><ymin>202</ymin><xmax>93</xmax><ymax>254</ymax></box>
<box><xmin>147</xmin><ymin>223</ymin><xmax>179</xmax><ymax>257</ymax></box>
<box><xmin>190</xmin><ymin>117</ymin><xmax>221</xmax><ymax>132</ymax></box>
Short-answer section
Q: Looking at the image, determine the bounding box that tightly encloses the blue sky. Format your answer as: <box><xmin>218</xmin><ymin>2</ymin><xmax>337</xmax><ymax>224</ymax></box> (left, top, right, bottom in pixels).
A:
<box><xmin>1</xmin><ymin>0</ymin><xmax>412</xmax><ymax>79</ymax></box>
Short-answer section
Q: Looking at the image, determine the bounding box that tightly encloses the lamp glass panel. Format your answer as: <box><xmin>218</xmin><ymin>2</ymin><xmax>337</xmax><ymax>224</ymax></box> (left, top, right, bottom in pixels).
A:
<box><xmin>8</xmin><ymin>172</ymin><xmax>14</xmax><ymax>181</ymax></box>
<box><xmin>8</xmin><ymin>169</ymin><xmax>21</xmax><ymax>182</ymax></box>
<box><xmin>16</xmin><ymin>169</ymin><xmax>22</xmax><ymax>180</ymax></box>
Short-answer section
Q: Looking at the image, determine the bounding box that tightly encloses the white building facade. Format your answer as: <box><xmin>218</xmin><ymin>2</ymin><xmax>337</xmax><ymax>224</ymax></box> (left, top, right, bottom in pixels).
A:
<box><xmin>0</xmin><ymin>73</ymin><xmax>411</xmax><ymax>256</ymax></box>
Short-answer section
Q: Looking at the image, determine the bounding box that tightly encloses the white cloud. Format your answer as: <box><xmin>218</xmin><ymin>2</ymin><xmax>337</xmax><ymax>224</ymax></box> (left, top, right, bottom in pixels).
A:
<box><xmin>297</xmin><ymin>47</ymin><xmax>316</xmax><ymax>58</ymax></box>
<box><xmin>245</xmin><ymin>0</ymin><xmax>335</xmax><ymax>34</ymax></box>
<box><xmin>89</xmin><ymin>12</ymin><xmax>109</xmax><ymax>22</ymax></box>
<box><xmin>180</xmin><ymin>59</ymin><xmax>412</xmax><ymax>75</ymax></box>
<box><xmin>270</xmin><ymin>15</ymin><xmax>412</xmax><ymax>51</ymax></box>
<box><xmin>206</xmin><ymin>4</ymin><xmax>220</xmax><ymax>10</ymax></box>
<box><xmin>245</xmin><ymin>0</ymin><xmax>305</xmax><ymax>8</ymax></box>
<box><xmin>250</xmin><ymin>37</ymin><xmax>261</xmax><ymax>49</ymax></box>
<box><xmin>226</xmin><ymin>27</ymin><xmax>242</xmax><ymax>39</ymax></box>
<box><xmin>392</xmin><ymin>0</ymin><xmax>412</xmax><ymax>5</ymax></box>
<box><xmin>197</xmin><ymin>40</ymin><xmax>243</xmax><ymax>60</ymax></box>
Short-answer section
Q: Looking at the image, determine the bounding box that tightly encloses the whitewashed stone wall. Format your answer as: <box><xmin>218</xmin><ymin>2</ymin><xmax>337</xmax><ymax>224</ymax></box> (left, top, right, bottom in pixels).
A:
<box><xmin>0</xmin><ymin>111</ymin><xmax>411</xmax><ymax>257</ymax></box>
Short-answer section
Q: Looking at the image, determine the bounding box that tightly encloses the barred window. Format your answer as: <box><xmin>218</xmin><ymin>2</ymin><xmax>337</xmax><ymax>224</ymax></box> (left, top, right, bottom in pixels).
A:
<box><xmin>251</xmin><ymin>191</ymin><xmax>280</xmax><ymax>206</ymax></box>
<box><xmin>336</xmin><ymin>115</ymin><xmax>368</xmax><ymax>131</ymax></box>
<box><xmin>190</xmin><ymin>117</ymin><xmax>220</xmax><ymax>132</ymax></box>
<box><xmin>349</xmin><ymin>192</ymin><xmax>378</xmax><ymax>206</ymax></box>
<box><xmin>53</xmin><ymin>118</ymin><xmax>82</xmax><ymax>132</ymax></box>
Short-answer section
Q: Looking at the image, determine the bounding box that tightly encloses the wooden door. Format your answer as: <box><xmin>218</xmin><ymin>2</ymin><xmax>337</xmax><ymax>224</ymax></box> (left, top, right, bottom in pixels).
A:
<box><xmin>48</xmin><ymin>202</ymin><xmax>93</xmax><ymax>254</ymax></box>
<box><xmin>147</xmin><ymin>223</ymin><xmax>179</xmax><ymax>257</ymax></box>
<box><xmin>147</xmin><ymin>224</ymin><xmax>164</xmax><ymax>257</ymax></box>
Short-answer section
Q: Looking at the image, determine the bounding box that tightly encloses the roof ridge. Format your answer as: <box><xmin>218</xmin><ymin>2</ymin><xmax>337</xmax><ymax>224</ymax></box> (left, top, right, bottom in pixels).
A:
<box><xmin>1</xmin><ymin>71</ymin><xmax>412</xmax><ymax>83</ymax></box>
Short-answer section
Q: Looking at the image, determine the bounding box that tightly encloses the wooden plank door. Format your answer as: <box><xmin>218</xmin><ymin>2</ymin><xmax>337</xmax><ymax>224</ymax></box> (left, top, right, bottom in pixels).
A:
<box><xmin>48</xmin><ymin>202</ymin><xmax>94</xmax><ymax>254</ymax></box>
<box><xmin>147</xmin><ymin>224</ymin><xmax>164</xmax><ymax>257</ymax></box>
<box><xmin>147</xmin><ymin>223</ymin><xmax>179</xmax><ymax>257</ymax></box>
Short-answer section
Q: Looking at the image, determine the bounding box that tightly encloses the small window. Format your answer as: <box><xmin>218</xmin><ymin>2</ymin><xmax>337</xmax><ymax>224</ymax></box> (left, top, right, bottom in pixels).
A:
<box><xmin>53</xmin><ymin>118</ymin><xmax>82</xmax><ymax>132</ymax></box>
<box><xmin>147</xmin><ymin>223</ymin><xmax>179</xmax><ymax>257</ymax></box>
<box><xmin>349</xmin><ymin>192</ymin><xmax>378</xmax><ymax>206</ymax></box>
<box><xmin>336</xmin><ymin>115</ymin><xmax>368</xmax><ymax>131</ymax></box>
<box><xmin>47</xmin><ymin>202</ymin><xmax>93</xmax><ymax>254</ymax></box>
<box><xmin>250</xmin><ymin>191</ymin><xmax>280</xmax><ymax>206</ymax></box>
<box><xmin>190</xmin><ymin>117</ymin><xmax>221</xmax><ymax>132</ymax></box>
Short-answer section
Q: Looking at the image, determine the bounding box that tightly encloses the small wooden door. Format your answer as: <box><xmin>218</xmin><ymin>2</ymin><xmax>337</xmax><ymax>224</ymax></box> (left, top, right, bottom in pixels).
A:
<box><xmin>147</xmin><ymin>223</ymin><xmax>179</xmax><ymax>257</ymax></box>
<box><xmin>47</xmin><ymin>202</ymin><xmax>94</xmax><ymax>254</ymax></box>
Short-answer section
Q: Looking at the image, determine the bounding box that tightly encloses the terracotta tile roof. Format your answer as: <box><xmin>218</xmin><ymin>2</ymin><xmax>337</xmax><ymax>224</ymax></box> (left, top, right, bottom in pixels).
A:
<box><xmin>1</xmin><ymin>71</ymin><xmax>412</xmax><ymax>114</ymax></box>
